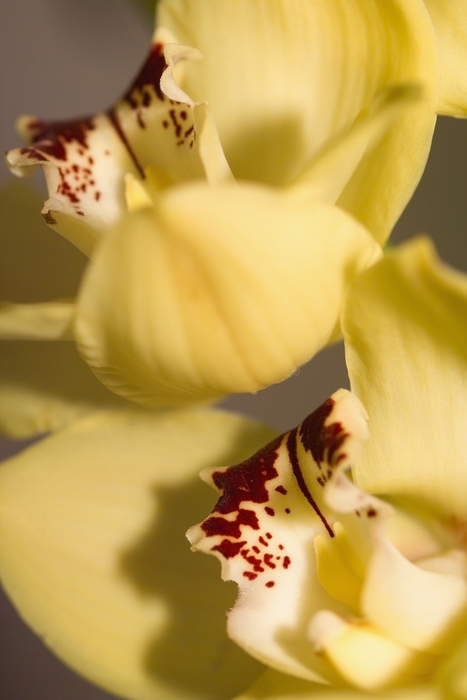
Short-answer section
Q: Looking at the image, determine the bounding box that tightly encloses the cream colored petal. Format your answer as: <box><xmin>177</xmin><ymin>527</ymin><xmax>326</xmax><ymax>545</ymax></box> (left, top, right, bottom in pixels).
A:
<box><xmin>75</xmin><ymin>182</ymin><xmax>380</xmax><ymax>407</ymax></box>
<box><xmin>159</xmin><ymin>0</ymin><xmax>438</xmax><ymax>241</ymax></box>
<box><xmin>0</xmin><ymin>341</ymin><xmax>128</xmax><ymax>438</ymax></box>
<box><xmin>0</xmin><ymin>409</ymin><xmax>274</xmax><ymax>700</ymax></box>
<box><xmin>308</xmin><ymin>612</ymin><xmax>435</xmax><ymax>691</ymax></box>
<box><xmin>343</xmin><ymin>237</ymin><xmax>467</xmax><ymax>519</ymax></box>
<box><xmin>0</xmin><ymin>301</ymin><xmax>75</xmax><ymax>340</ymax></box>
<box><xmin>0</xmin><ymin>181</ymin><xmax>86</xmax><ymax>303</ymax></box>
<box><xmin>424</xmin><ymin>0</ymin><xmax>467</xmax><ymax>116</ymax></box>
<box><xmin>188</xmin><ymin>390</ymin><xmax>382</xmax><ymax>682</ymax></box>
<box><xmin>5</xmin><ymin>30</ymin><xmax>210</xmax><ymax>254</ymax></box>
<box><xmin>361</xmin><ymin>535</ymin><xmax>467</xmax><ymax>653</ymax></box>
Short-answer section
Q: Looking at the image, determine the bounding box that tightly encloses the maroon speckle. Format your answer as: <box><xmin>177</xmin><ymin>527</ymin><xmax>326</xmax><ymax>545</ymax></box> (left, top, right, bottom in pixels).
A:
<box><xmin>265</xmin><ymin>581</ymin><xmax>275</xmax><ymax>588</ymax></box>
<box><xmin>201</xmin><ymin>508</ymin><xmax>259</xmax><ymax>539</ymax></box>
<box><xmin>162</xmin><ymin>120</ymin><xmax>169</xmax><ymax>128</ymax></box>
<box><xmin>180</xmin><ymin>110</ymin><xmax>187</xmax><ymax>120</ymax></box>
<box><xmin>264</xmin><ymin>554</ymin><xmax>276</xmax><ymax>569</ymax></box>
<box><xmin>275</xmin><ymin>485</ymin><xmax>287</xmax><ymax>495</ymax></box>
<box><xmin>278</xmin><ymin>545</ymin><xmax>284</xmax><ymax>551</ymax></box>
<box><xmin>120</xmin><ymin>42</ymin><xmax>166</xmax><ymax>104</ymax></box>
<box><xmin>367</xmin><ymin>508</ymin><xmax>377</xmax><ymax>518</ymax></box>
<box><xmin>265</xmin><ymin>507</ymin><xmax>275</xmax><ymax>517</ymax></box>
<box><xmin>252</xmin><ymin>546</ymin><xmax>260</xmax><ymax>554</ymax></box>
<box><xmin>210</xmin><ymin>436</ymin><xmax>282</xmax><ymax>515</ymax></box>
<box><xmin>243</xmin><ymin>572</ymin><xmax>257</xmax><ymax>581</ymax></box>
<box><xmin>283</xmin><ymin>556</ymin><xmax>291</xmax><ymax>569</ymax></box>
<box><xmin>95</xmin><ymin>191</ymin><xmax>101</xmax><ymax>201</ymax></box>
<box><xmin>212</xmin><ymin>540</ymin><xmax>246</xmax><ymax>559</ymax></box>
<box><xmin>299</xmin><ymin>398</ymin><xmax>348</xmax><ymax>468</ymax></box>
<box><xmin>185</xmin><ymin>125</ymin><xmax>194</xmax><ymax>137</ymax></box>
<box><xmin>266</xmin><ymin>533</ymin><xmax>272</xmax><ymax>539</ymax></box>
<box><xmin>287</xmin><ymin>429</ymin><xmax>334</xmax><ymax>538</ymax></box>
<box><xmin>24</xmin><ymin>117</ymin><xmax>95</xmax><ymax>162</ymax></box>
<box><xmin>285</xmin><ymin>508</ymin><xmax>291</xmax><ymax>514</ymax></box>
<box><xmin>259</xmin><ymin>536</ymin><xmax>268</xmax><ymax>547</ymax></box>
<box><xmin>241</xmin><ymin>551</ymin><xmax>264</xmax><ymax>573</ymax></box>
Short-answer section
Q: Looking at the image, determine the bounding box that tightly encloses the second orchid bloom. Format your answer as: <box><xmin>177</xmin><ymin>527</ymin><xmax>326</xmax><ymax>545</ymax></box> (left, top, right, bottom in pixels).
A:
<box><xmin>4</xmin><ymin>0</ymin><xmax>465</xmax><ymax>406</ymax></box>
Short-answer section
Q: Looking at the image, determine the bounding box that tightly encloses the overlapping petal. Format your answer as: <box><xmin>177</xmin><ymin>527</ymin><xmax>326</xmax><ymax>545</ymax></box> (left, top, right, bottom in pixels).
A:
<box><xmin>423</xmin><ymin>0</ymin><xmax>467</xmax><ymax>116</ymax></box>
<box><xmin>74</xmin><ymin>183</ymin><xmax>380</xmax><ymax>406</ymax></box>
<box><xmin>343</xmin><ymin>237</ymin><xmax>467</xmax><ymax>518</ymax></box>
<box><xmin>158</xmin><ymin>0</ymin><xmax>439</xmax><ymax>242</ymax></box>
<box><xmin>0</xmin><ymin>408</ymin><xmax>275</xmax><ymax>700</ymax></box>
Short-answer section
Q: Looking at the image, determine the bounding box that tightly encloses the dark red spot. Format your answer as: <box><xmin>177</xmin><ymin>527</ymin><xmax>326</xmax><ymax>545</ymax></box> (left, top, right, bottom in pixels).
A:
<box><xmin>162</xmin><ymin>120</ymin><xmax>169</xmax><ymax>128</ymax></box>
<box><xmin>264</xmin><ymin>554</ymin><xmax>276</xmax><ymax>569</ymax></box>
<box><xmin>201</xmin><ymin>508</ymin><xmax>259</xmax><ymax>539</ymax></box>
<box><xmin>23</xmin><ymin>117</ymin><xmax>95</xmax><ymax>163</ymax></box>
<box><xmin>275</xmin><ymin>485</ymin><xmax>287</xmax><ymax>495</ymax></box>
<box><xmin>367</xmin><ymin>508</ymin><xmax>377</xmax><ymax>518</ymax></box>
<box><xmin>266</xmin><ymin>532</ymin><xmax>272</xmax><ymax>539</ymax></box>
<box><xmin>210</xmin><ymin>436</ymin><xmax>282</xmax><ymax>515</ymax></box>
<box><xmin>95</xmin><ymin>191</ymin><xmax>101</xmax><ymax>201</ymax></box>
<box><xmin>243</xmin><ymin>572</ymin><xmax>257</xmax><ymax>581</ymax></box>
<box><xmin>120</xmin><ymin>42</ymin><xmax>166</xmax><ymax>104</ymax></box>
<box><xmin>252</xmin><ymin>546</ymin><xmax>260</xmax><ymax>554</ymax></box>
<box><xmin>285</xmin><ymin>508</ymin><xmax>291</xmax><ymax>514</ymax></box>
<box><xmin>241</xmin><ymin>551</ymin><xmax>264</xmax><ymax>572</ymax></box>
<box><xmin>259</xmin><ymin>536</ymin><xmax>268</xmax><ymax>547</ymax></box>
<box><xmin>185</xmin><ymin>124</ymin><xmax>194</xmax><ymax>138</ymax></box>
<box><xmin>265</xmin><ymin>507</ymin><xmax>275</xmax><ymax>517</ymax></box>
<box><xmin>299</xmin><ymin>398</ymin><xmax>348</xmax><ymax>468</ymax></box>
<box><xmin>278</xmin><ymin>545</ymin><xmax>284</xmax><ymax>551</ymax></box>
<box><xmin>265</xmin><ymin>581</ymin><xmax>275</xmax><ymax>588</ymax></box>
<box><xmin>287</xmin><ymin>429</ymin><xmax>334</xmax><ymax>538</ymax></box>
<box><xmin>180</xmin><ymin>110</ymin><xmax>188</xmax><ymax>120</ymax></box>
<box><xmin>283</xmin><ymin>556</ymin><xmax>291</xmax><ymax>569</ymax></box>
<box><xmin>212</xmin><ymin>540</ymin><xmax>246</xmax><ymax>559</ymax></box>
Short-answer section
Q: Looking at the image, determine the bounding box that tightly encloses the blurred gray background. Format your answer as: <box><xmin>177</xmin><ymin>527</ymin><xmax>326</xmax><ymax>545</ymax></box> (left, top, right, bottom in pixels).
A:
<box><xmin>1</xmin><ymin>1</ymin><xmax>466</xmax><ymax>698</ymax></box>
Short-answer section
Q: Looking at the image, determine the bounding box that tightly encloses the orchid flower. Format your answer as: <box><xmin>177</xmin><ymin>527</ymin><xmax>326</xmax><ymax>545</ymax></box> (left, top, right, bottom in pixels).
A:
<box><xmin>188</xmin><ymin>236</ymin><xmax>467</xmax><ymax>697</ymax></box>
<box><xmin>2</xmin><ymin>235</ymin><xmax>466</xmax><ymax>699</ymax></box>
<box><xmin>3</xmin><ymin>0</ymin><xmax>466</xmax><ymax>407</ymax></box>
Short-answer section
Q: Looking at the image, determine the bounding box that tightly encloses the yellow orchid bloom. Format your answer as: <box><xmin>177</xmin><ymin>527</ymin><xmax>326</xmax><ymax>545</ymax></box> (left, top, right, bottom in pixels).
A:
<box><xmin>4</xmin><ymin>0</ymin><xmax>466</xmax><ymax>407</ymax></box>
<box><xmin>188</xmin><ymin>237</ymin><xmax>467</xmax><ymax>698</ymax></box>
<box><xmin>2</xmin><ymin>237</ymin><xmax>466</xmax><ymax>699</ymax></box>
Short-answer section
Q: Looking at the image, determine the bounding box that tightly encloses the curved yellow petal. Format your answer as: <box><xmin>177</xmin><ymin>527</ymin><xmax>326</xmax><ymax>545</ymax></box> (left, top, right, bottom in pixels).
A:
<box><xmin>0</xmin><ymin>301</ymin><xmax>75</xmax><ymax>340</ymax></box>
<box><xmin>0</xmin><ymin>181</ymin><xmax>86</xmax><ymax>303</ymax></box>
<box><xmin>424</xmin><ymin>0</ymin><xmax>467</xmax><ymax>116</ymax></box>
<box><xmin>0</xmin><ymin>408</ymin><xmax>275</xmax><ymax>700</ymax></box>
<box><xmin>75</xmin><ymin>182</ymin><xmax>380</xmax><ymax>407</ymax></box>
<box><xmin>343</xmin><ymin>237</ymin><xmax>467</xmax><ymax>519</ymax></box>
<box><xmin>234</xmin><ymin>668</ymin><xmax>439</xmax><ymax>700</ymax></box>
<box><xmin>158</xmin><ymin>0</ymin><xmax>439</xmax><ymax>241</ymax></box>
<box><xmin>0</xmin><ymin>341</ymin><xmax>127</xmax><ymax>438</ymax></box>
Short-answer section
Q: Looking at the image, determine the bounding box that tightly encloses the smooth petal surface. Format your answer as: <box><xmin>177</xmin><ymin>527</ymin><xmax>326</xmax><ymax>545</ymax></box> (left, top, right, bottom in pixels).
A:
<box><xmin>159</xmin><ymin>0</ymin><xmax>439</xmax><ymax>241</ymax></box>
<box><xmin>343</xmin><ymin>237</ymin><xmax>467</xmax><ymax>518</ymax></box>
<box><xmin>235</xmin><ymin>669</ymin><xmax>439</xmax><ymax>700</ymax></box>
<box><xmin>0</xmin><ymin>301</ymin><xmax>75</xmax><ymax>340</ymax></box>
<box><xmin>188</xmin><ymin>390</ymin><xmax>381</xmax><ymax>682</ymax></box>
<box><xmin>75</xmin><ymin>182</ymin><xmax>380</xmax><ymax>407</ymax></box>
<box><xmin>424</xmin><ymin>0</ymin><xmax>467</xmax><ymax>116</ymax></box>
<box><xmin>5</xmin><ymin>29</ymin><xmax>209</xmax><ymax>254</ymax></box>
<box><xmin>0</xmin><ymin>341</ymin><xmax>128</xmax><ymax>437</ymax></box>
<box><xmin>0</xmin><ymin>409</ymin><xmax>275</xmax><ymax>700</ymax></box>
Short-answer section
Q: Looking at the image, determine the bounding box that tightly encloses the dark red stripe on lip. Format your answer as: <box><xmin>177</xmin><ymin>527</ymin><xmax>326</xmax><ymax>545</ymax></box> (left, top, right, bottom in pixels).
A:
<box><xmin>286</xmin><ymin>428</ymin><xmax>334</xmax><ymax>538</ymax></box>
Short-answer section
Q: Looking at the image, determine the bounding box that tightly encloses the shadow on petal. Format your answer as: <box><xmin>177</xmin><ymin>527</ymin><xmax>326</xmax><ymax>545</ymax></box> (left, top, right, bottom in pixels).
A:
<box><xmin>119</xmin><ymin>475</ymin><xmax>264</xmax><ymax>699</ymax></box>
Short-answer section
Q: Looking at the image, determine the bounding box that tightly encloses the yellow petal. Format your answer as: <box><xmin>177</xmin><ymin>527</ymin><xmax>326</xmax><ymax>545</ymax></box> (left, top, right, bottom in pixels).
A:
<box><xmin>158</xmin><ymin>0</ymin><xmax>439</xmax><ymax>241</ymax></box>
<box><xmin>343</xmin><ymin>237</ymin><xmax>467</xmax><ymax>519</ymax></box>
<box><xmin>188</xmin><ymin>390</ymin><xmax>384</xmax><ymax>683</ymax></box>
<box><xmin>0</xmin><ymin>341</ymin><xmax>127</xmax><ymax>437</ymax></box>
<box><xmin>309</xmin><ymin>612</ymin><xmax>435</xmax><ymax>691</ymax></box>
<box><xmin>0</xmin><ymin>301</ymin><xmax>75</xmax><ymax>340</ymax></box>
<box><xmin>75</xmin><ymin>182</ymin><xmax>380</xmax><ymax>407</ymax></box>
<box><xmin>0</xmin><ymin>408</ymin><xmax>275</xmax><ymax>700</ymax></box>
<box><xmin>424</xmin><ymin>0</ymin><xmax>467</xmax><ymax>116</ymax></box>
